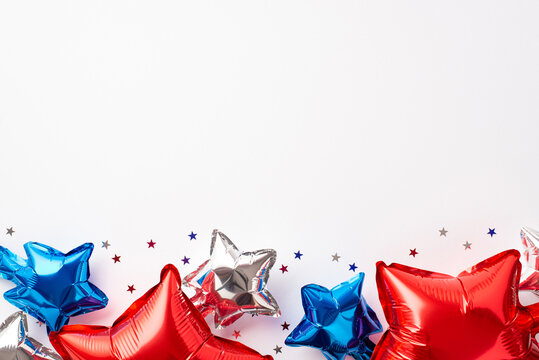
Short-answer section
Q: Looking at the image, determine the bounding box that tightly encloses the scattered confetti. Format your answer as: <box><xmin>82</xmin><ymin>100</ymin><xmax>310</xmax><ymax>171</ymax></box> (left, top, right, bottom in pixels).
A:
<box><xmin>112</xmin><ymin>255</ymin><xmax>121</xmax><ymax>263</ymax></box>
<box><xmin>463</xmin><ymin>241</ymin><xmax>472</xmax><ymax>250</ymax></box>
<box><xmin>102</xmin><ymin>241</ymin><xmax>110</xmax><ymax>249</ymax></box>
<box><xmin>273</xmin><ymin>345</ymin><xmax>282</xmax><ymax>354</ymax></box>
<box><xmin>147</xmin><ymin>240</ymin><xmax>156</xmax><ymax>248</ymax></box>
<box><xmin>280</xmin><ymin>265</ymin><xmax>288</xmax><ymax>274</ymax></box>
<box><xmin>409</xmin><ymin>248</ymin><xmax>418</xmax><ymax>257</ymax></box>
<box><xmin>188</xmin><ymin>232</ymin><xmax>197</xmax><ymax>240</ymax></box>
<box><xmin>233</xmin><ymin>330</ymin><xmax>241</xmax><ymax>339</ymax></box>
<box><xmin>181</xmin><ymin>256</ymin><xmax>190</xmax><ymax>265</ymax></box>
<box><xmin>488</xmin><ymin>228</ymin><xmax>496</xmax><ymax>237</ymax></box>
<box><xmin>127</xmin><ymin>285</ymin><xmax>135</xmax><ymax>294</ymax></box>
<box><xmin>281</xmin><ymin>322</ymin><xmax>290</xmax><ymax>330</ymax></box>
<box><xmin>349</xmin><ymin>263</ymin><xmax>358</xmax><ymax>272</ymax></box>
<box><xmin>439</xmin><ymin>228</ymin><xmax>448</xmax><ymax>236</ymax></box>
<box><xmin>331</xmin><ymin>253</ymin><xmax>341</xmax><ymax>262</ymax></box>
<box><xmin>6</xmin><ymin>227</ymin><xmax>14</xmax><ymax>236</ymax></box>
<box><xmin>294</xmin><ymin>251</ymin><xmax>303</xmax><ymax>259</ymax></box>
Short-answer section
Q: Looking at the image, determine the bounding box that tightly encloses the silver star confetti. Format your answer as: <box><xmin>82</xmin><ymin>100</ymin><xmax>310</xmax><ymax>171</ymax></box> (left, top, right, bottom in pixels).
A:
<box><xmin>439</xmin><ymin>227</ymin><xmax>448</xmax><ymax>236</ymax></box>
<box><xmin>0</xmin><ymin>311</ymin><xmax>61</xmax><ymax>359</ymax></box>
<box><xmin>331</xmin><ymin>253</ymin><xmax>341</xmax><ymax>262</ymax></box>
<box><xmin>520</xmin><ymin>226</ymin><xmax>539</xmax><ymax>294</ymax></box>
<box><xmin>183</xmin><ymin>229</ymin><xmax>280</xmax><ymax>328</ymax></box>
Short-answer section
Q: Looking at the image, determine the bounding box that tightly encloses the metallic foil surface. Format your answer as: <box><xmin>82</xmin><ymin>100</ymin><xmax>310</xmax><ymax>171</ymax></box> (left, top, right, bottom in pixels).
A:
<box><xmin>285</xmin><ymin>273</ymin><xmax>382</xmax><ymax>360</ymax></box>
<box><xmin>0</xmin><ymin>242</ymin><xmax>108</xmax><ymax>332</ymax></box>
<box><xmin>373</xmin><ymin>250</ymin><xmax>539</xmax><ymax>360</ymax></box>
<box><xmin>183</xmin><ymin>229</ymin><xmax>280</xmax><ymax>328</ymax></box>
<box><xmin>0</xmin><ymin>311</ymin><xmax>61</xmax><ymax>360</ymax></box>
<box><xmin>49</xmin><ymin>264</ymin><xmax>273</xmax><ymax>360</ymax></box>
<box><xmin>520</xmin><ymin>226</ymin><xmax>539</xmax><ymax>293</ymax></box>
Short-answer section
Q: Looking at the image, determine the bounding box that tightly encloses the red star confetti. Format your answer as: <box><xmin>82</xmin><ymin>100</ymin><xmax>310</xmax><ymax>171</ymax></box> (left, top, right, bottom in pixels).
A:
<box><xmin>147</xmin><ymin>240</ymin><xmax>156</xmax><ymax>248</ymax></box>
<box><xmin>409</xmin><ymin>248</ymin><xmax>418</xmax><ymax>257</ymax></box>
<box><xmin>112</xmin><ymin>255</ymin><xmax>121</xmax><ymax>263</ymax></box>
<box><xmin>279</xmin><ymin>265</ymin><xmax>288</xmax><ymax>274</ymax></box>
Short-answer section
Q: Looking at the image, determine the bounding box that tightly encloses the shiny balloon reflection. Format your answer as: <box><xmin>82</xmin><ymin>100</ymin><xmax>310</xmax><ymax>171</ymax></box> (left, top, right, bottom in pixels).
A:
<box><xmin>373</xmin><ymin>250</ymin><xmax>539</xmax><ymax>360</ymax></box>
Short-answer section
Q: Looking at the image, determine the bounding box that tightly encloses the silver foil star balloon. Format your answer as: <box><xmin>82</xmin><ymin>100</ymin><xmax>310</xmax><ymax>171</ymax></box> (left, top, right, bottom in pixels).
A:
<box><xmin>183</xmin><ymin>229</ymin><xmax>280</xmax><ymax>328</ymax></box>
<box><xmin>520</xmin><ymin>226</ymin><xmax>539</xmax><ymax>293</ymax></box>
<box><xmin>0</xmin><ymin>312</ymin><xmax>61</xmax><ymax>360</ymax></box>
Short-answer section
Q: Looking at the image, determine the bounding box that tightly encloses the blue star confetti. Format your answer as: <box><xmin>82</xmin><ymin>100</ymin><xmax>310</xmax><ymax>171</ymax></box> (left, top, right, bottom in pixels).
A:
<box><xmin>181</xmin><ymin>256</ymin><xmax>190</xmax><ymax>265</ymax></box>
<box><xmin>488</xmin><ymin>228</ymin><xmax>496</xmax><ymax>237</ymax></box>
<box><xmin>285</xmin><ymin>273</ymin><xmax>382</xmax><ymax>360</ymax></box>
<box><xmin>349</xmin><ymin>263</ymin><xmax>358</xmax><ymax>272</ymax></box>
<box><xmin>0</xmin><ymin>242</ymin><xmax>108</xmax><ymax>332</ymax></box>
<box><xmin>188</xmin><ymin>232</ymin><xmax>197</xmax><ymax>240</ymax></box>
<box><xmin>294</xmin><ymin>251</ymin><xmax>303</xmax><ymax>260</ymax></box>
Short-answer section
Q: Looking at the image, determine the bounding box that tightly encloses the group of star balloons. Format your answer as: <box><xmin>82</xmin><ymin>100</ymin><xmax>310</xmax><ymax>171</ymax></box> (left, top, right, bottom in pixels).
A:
<box><xmin>0</xmin><ymin>227</ymin><xmax>539</xmax><ymax>359</ymax></box>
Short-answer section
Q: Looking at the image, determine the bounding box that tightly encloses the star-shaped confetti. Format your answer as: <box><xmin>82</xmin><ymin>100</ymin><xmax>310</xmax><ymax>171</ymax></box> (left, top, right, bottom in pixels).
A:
<box><xmin>409</xmin><ymin>248</ymin><xmax>418</xmax><ymax>257</ymax></box>
<box><xmin>281</xmin><ymin>322</ymin><xmax>290</xmax><ymax>330</ymax></box>
<box><xmin>0</xmin><ymin>311</ymin><xmax>61</xmax><ymax>359</ymax></box>
<box><xmin>294</xmin><ymin>251</ymin><xmax>303</xmax><ymax>259</ymax></box>
<box><xmin>439</xmin><ymin>227</ymin><xmax>448</xmax><ymax>236</ymax></box>
<box><xmin>285</xmin><ymin>273</ymin><xmax>382</xmax><ymax>360</ymax></box>
<box><xmin>181</xmin><ymin>256</ymin><xmax>190</xmax><ymax>265</ymax></box>
<box><xmin>127</xmin><ymin>285</ymin><xmax>136</xmax><ymax>294</ymax></box>
<box><xmin>6</xmin><ymin>227</ymin><xmax>14</xmax><ymax>236</ymax></box>
<box><xmin>280</xmin><ymin>265</ymin><xmax>288</xmax><ymax>273</ymax></box>
<box><xmin>183</xmin><ymin>229</ymin><xmax>280</xmax><ymax>328</ymax></box>
<box><xmin>112</xmin><ymin>254</ymin><xmax>121</xmax><ymax>263</ymax></box>
<box><xmin>0</xmin><ymin>242</ymin><xmax>108</xmax><ymax>331</ymax></box>
<box><xmin>50</xmin><ymin>265</ymin><xmax>273</xmax><ymax>360</ymax></box>
<box><xmin>233</xmin><ymin>330</ymin><xmax>241</xmax><ymax>339</ymax></box>
<box><xmin>147</xmin><ymin>239</ymin><xmax>156</xmax><ymax>248</ymax></box>
<box><xmin>488</xmin><ymin>228</ymin><xmax>496</xmax><ymax>237</ymax></box>
<box><xmin>463</xmin><ymin>241</ymin><xmax>472</xmax><ymax>250</ymax></box>
<box><xmin>349</xmin><ymin>263</ymin><xmax>358</xmax><ymax>272</ymax></box>
<box><xmin>331</xmin><ymin>253</ymin><xmax>340</xmax><ymax>262</ymax></box>
<box><xmin>273</xmin><ymin>346</ymin><xmax>282</xmax><ymax>354</ymax></box>
<box><xmin>188</xmin><ymin>231</ymin><xmax>197</xmax><ymax>240</ymax></box>
<box><xmin>102</xmin><ymin>240</ymin><xmax>110</xmax><ymax>249</ymax></box>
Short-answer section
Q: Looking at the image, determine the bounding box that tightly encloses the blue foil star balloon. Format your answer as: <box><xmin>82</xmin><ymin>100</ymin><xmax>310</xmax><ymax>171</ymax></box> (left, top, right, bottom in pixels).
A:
<box><xmin>285</xmin><ymin>273</ymin><xmax>382</xmax><ymax>360</ymax></box>
<box><xmin>0</xmin><ymin>242</ymin><xmax>108</xmax><ymax>332</ymax></box>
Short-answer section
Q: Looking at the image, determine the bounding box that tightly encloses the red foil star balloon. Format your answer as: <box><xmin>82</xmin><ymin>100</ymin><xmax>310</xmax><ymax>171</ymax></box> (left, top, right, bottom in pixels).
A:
<box><xmin>49</xmin><ymin>264</ymin><xmax>273</xmax><ymax>360</ymax></box>
<box><xmin>373</xmin><ymin>250</ymin><xmax>539</xmax><ymax>360</ymax></box>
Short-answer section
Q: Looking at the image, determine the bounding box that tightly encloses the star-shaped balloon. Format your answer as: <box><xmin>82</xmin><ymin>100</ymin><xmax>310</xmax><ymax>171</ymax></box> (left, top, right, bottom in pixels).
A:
<box><xmin>49</xmin><ymin>264</ymin><xmax>273</xmax><ymax>360</ymax></box>
<box><xmin>0</xmin><ymin>242</ymin><xmax>108</xmax><ymax>332</ymax></box>
<box><xmin>0</xmin><ymin>311</ymin><xmax>61</xmax><ymax>360</ymax></box>
<box><xmin>285</xmin><ymin>273</ymin><xmax>382</xmax><ymax>360</ymax></box>
<box><xmin>373</xmin><ymin>250</ymin><xmax>539</xmax><ymax>360</ymax></box>
<box><xmin>519</xmin><ymin>226</ymin><xmax>539</xmax><ymax>293</ymax></box>
<box><xmin>183</xmin><ymin>229</ymin><xmax>280</xmax><ymax>328</ymax></box>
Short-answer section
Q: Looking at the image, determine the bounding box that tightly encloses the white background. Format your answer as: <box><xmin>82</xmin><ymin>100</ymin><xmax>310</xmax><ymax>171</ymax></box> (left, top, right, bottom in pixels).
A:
<box><xmin>1</xmin><ymin>1</ymin><xmax>539</xmax><ymax>359</ymax></box>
